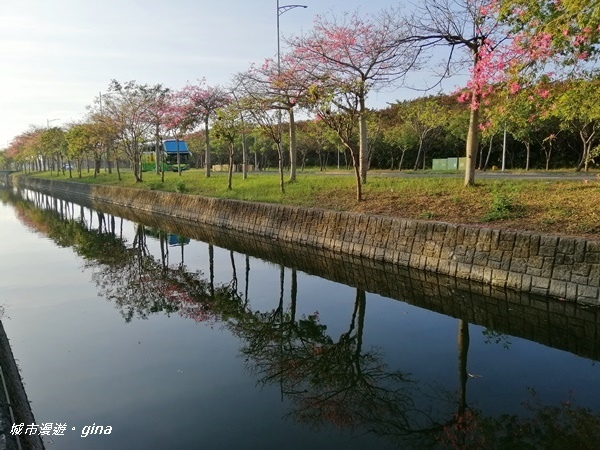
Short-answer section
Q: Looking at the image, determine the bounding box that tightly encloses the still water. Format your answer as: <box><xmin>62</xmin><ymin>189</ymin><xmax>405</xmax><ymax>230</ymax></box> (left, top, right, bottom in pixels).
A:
<box><xmin>1</xmin><ymin>187</ymin><xmax>600</xmax><ymax>449</ymax></box>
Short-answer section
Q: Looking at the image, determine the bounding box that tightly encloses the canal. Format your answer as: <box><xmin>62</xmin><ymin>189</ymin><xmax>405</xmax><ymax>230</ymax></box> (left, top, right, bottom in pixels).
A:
<box><xmin>1</xmin><ymin>187</ymin><xmax>600</xmax><ymax>449</ymax></box>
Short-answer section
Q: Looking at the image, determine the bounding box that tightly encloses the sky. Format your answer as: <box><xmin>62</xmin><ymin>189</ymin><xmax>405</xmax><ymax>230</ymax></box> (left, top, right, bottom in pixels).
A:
<box><xmin>0</xmin><ymin>0</ymin><xmax>464</xmax><ymax>147</ymax></box>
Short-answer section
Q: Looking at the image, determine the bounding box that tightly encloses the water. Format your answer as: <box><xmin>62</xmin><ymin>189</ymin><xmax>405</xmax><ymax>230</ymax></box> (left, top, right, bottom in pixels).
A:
<box><xmin>1</xmin><ymin>188</ymin><xmax>600</xmax><ymax>449</ymax></box>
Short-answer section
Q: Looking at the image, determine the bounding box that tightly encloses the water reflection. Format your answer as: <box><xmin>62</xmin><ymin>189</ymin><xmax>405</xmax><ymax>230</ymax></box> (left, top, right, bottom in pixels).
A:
<box><xmin>3</xmin><ymin>187</ymin><xmax>600</xmax><ymax>449</ymax></box>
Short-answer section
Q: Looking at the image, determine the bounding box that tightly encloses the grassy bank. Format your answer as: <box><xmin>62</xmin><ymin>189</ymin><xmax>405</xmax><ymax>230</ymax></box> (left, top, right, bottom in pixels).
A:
<box><xmin>25</xmin><ymin>168</ymin><xmax>600</xmax><ymax>240</ymax></box>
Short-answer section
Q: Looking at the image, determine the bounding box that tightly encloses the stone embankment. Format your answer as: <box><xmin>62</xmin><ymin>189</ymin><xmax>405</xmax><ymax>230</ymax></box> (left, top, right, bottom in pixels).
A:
<box><xmin>12</xmin><ymin>176</ymin><xmax>600</xmax><ymax>305</ymax></box>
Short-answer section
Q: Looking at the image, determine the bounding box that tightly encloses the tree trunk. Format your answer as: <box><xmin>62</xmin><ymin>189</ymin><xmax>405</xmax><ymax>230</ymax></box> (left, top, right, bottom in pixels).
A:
<box><xmin>525</xmin><ymin>141</ymin><xmax>530</xmax><ymax>171</ymax></box>
<box><xmin>483</xmin><ymin>135</ymin><xmax>493</xmax><ymax>171</ymax></box>
<box><xmin>227</xmin><ymin>143</ymin><xmax>234</xmax><ymax>190</ymax></box>
<box><xmin>414</xmin><ymin>138</ymin><xmax>424</xmax><ymax>171</ymax></box>
<box><xmin>204</xmin><ymin>118</ymin><xmax>211</xmax><ymax>178</ymax></box>
<box><xmin>398</xmin><ymin>150</ymin><xmax>406</xmax><ymax>171</ymax></box>
<box><xmin>358</xmin><ymin>98</ymin><xmax>368</xmax><ymax>184</ymax></box>
<box><xmin>351</xmin><ymin>150</ymin><xmax>362</xmax><ymax>201</ymax></box>
<box><xmin>545</xmin><ymin>146</ymin><xmax>552</xmax><ymax>171</ymax></box>
<box><xmin>106</xmin><ymin>146</ymin><xmax>112</xmax><ymax>174</ymax></box>
<box><xmin>464</xmin><ymin>97</ymin><xmax>480</xmax><ymax>186</ymax></box>
<box><xmin>155</xmin><ymin>125</ymin><xmax>161</xmax><ymax>175</ymax></box>
<box><xmin>277</xmin><ymin>141</ymin><xmax>285</xmax><ymax>194</ymax></box>
<box><xmin>288</xmin><ymin>107</ymin><xmax>297</xmax><ymax>182</ymax></box>
<box><xmin>241</xmin><ymin>120</ymin><xmax>248</xmax><ymax>180</ymax></box>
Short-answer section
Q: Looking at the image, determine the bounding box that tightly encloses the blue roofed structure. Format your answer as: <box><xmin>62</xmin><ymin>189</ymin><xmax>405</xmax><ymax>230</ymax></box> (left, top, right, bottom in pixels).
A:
<box><xmin>163</xmin><ymin>140</ymin><xmax>190</xmax><ymax>154</ymax></box>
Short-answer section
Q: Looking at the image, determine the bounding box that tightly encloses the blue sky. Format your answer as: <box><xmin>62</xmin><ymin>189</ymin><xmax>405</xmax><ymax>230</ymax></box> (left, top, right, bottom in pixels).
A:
<box><xmin>0</xmin><ymin>0</ymin><xmax>463</xmax><ymax>147</ymax></box>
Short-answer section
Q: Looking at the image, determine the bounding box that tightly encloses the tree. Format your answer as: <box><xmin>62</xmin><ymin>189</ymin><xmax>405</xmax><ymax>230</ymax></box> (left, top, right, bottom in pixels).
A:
<box><xmin>177</xmin><ymin>80</ymin><xmax>230</xmax><ymax>178</ymax></box>
<box><xmin>289</xmin><ymin>10</ymin><xmax>420</xmax><ymax>197</ymax></box>
<box><xmin>101</xmin><ymin>80</ymin><xmax>164</xmax><ymax>182</ymax></box>
<box><xmin>402</xmin><ymin>97</ymin><xmax>446</xmax><ymax>170</ymax></box>
<box><xmin>213</xmin><ymin>102</ymin><xmax>245</xmax><ymax>190</ymax></box>
<box><xmin>0</xmin><ymin>150</ymin><xmax>11</xmax><ymax>170</ymax></box>
<box><xmin>235</xmin><ymin>71</ymin><xmax>287</xmax><ymax>193</ymax></box>
<box><xmin>382</xmin><ymin>121</ymin><xmax>418</xmax><ymax>170</ymax></box>
<box><xmin>65</xmin><ymin>123</ymin><xmax>98</xmax><ymax>178</ymax></box>
<box><xmin>39</xmin><ymin>127</ymin><xmax>67</xmax><ymax>175</ymax></box>
<box><xmin>499</xmin><ymin>0</ymin><xmax>600</xmax><ymax>69</ymax></box>
<box><xmin>6</xmin><ymin>128</ymin><xmax>43</xmax><ymax>172</ymax></box>
<box><xmin>250</xmin><ymin>55</ymin><xmax>315</xmax><ymax>182</ymax></box>
<box><xmin>406</xmin><ymin>0</ymin><xmax>513</xmax><ymax>185</ymax></box>
<box><xmin>143</xmin><ymin>85</ymin><xmax>171</xmax><ymax>175</ymax></box>
<box><xmin>552</xmin><ymin>77</ymin><xmax>600</xmax><ymax>171</ymax></box>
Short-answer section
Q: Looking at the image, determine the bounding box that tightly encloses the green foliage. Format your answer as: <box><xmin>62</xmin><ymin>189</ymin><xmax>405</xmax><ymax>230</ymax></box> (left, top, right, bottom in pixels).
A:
<box><xmin>483</xmin><ymin>188</ymin><xmax>523</xmax><ymax>222</ymax></box>
<box><xmin>175</xmin><ymin>180</ymin><xmax>187</xmax><ymax>193</ymax></box>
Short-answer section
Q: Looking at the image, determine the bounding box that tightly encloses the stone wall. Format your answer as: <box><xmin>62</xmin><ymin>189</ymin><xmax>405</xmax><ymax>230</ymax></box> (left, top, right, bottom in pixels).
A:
<box><xmin>13</xmin><ymin>176</ymin><xmax>600</xmax><ymax>305</ymax></box>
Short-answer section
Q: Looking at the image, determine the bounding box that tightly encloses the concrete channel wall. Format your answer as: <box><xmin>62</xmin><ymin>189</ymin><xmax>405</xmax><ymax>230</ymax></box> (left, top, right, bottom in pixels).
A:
<box><xmin>12</xmin><ymin>176</ymin><xmax>600</xmax><ymax>305</ymax></box>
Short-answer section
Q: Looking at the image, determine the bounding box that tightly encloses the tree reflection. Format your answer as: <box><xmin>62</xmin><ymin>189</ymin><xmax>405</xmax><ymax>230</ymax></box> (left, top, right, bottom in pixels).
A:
<box><xmin>235</xmin><ymin>285</ymin><xmax>449</xmax><ymax>447</ymax></box>
<box><xmin>7</xmin><ymin>190</ymin><xmax>600</xmax><ymax>448</ymax></box>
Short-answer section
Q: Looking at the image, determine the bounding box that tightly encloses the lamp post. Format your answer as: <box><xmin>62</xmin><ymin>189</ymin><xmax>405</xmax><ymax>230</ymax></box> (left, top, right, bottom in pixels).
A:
<box><xmin>277</xmin><ymin>1</ymin><xmax>307</xmax><ymax>179</ymax></box>
<box><xmin>46</xmin><ymin>118</ymin><xmax>60</xmax><ymax>129</ymax></box>
<box><xmin>277</xmin><ymin>1</ymin><xmax>307</xmax><ymax>75</ymax></box>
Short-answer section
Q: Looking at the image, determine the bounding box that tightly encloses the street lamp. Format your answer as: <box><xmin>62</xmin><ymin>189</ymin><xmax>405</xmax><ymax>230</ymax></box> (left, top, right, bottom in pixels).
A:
<box><xmin>277</xmin><ymin>1</ymin><xmax>307</xmax><ymax>75</ymax></box>
<box><xmin>46</xmin><ymin>118</ymin><xmax>60</xmax><ymax>129</ymax></box>
<box><xmin>276</xmin><ymin>1</ymin><xmax>307</xmax><ymax>175</ymax></box>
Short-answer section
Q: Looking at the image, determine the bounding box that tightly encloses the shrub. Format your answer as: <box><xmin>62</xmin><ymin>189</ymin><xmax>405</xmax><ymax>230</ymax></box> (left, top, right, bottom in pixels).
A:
<box><xmin>483</xmin><ymin>190</ymin><xmax>522</xmax><ymax>222</ymax></box>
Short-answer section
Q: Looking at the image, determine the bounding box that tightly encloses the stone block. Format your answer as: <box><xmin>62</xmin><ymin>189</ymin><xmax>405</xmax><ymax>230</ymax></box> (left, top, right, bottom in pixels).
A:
<box><xmin>557</xmin><ymin>237</ymin><xmax>576</xmax><ymax>255</ymax></box>
<box><xmin>540</xmin><ymin>235</ymin><xmax>559</xmax><ymax>248</ymax></box>
<box><xmin>577</xmin><ymin>285</ymin><xmax>600</xmax><ymax>301</ymax></box>
<box><xmin>548</xmin><ymin>280</ymin><xmax>567</xmax><ymax>299</ymax></box>
<box><xmin>574</xmin><ymin>239</ymin><xmax>587</xmax><ymax>263</ymax></box>
<box><xmin>585</xmin><ymin>252</ymin><xmax>600</xmax><ymax>264</ymax></box>
<box><xmin>541</xmin><ymin>258</ymin><xmax>555</xmax><ymax>278</ymax></box>
<box><xmin>528</xmin><ymin>255</ymin><xmax>545</xmax><ymax>269</ymax></box>
<box><xmin>565</xmin><ymin>283</ymin><xmax>579</xmax><ymax>301</ymax></box>
<box><xmin>552</xmin><ymin>265</ymin><xmax>572</xmax><ymax>282</ymax></box>
<box><xmin>510</xmin><ymin>257</ymin><xmax>528</xmax><ymax>273</ymax></box>
<box><xmin>464</xmin><ymin>228</ymin><xmax>480</xmax><ymax>246</ymax></box>
<box><xmin>490</xmin><ymin>229</ymin><xmax>501</xmax><ymax>250</ymax></box>
<box><xmin>473</xmin><ymin>251</ymin><xmax>489</xmax><ymax>266</ymax></box>
<box><xmin>521</xmin><ymin>274</ymin><xmax>533</xmax><ymax>291</ymax></box>
<box><xmin>456</xmin><ymin>262</ymin><xmax>472</xmax><ymax>279</ymax></box>
<box><xmin>530</xmin><ymin>235</ymin><xmax>541</xmax><ymax>255</ymax></box>
<box><xmin>470</xmin><ymin>265</ymin><xmax>485</xmax><ymax>282</ymax></box>
<box><xmin>506</xmin><ymin>273</ymin><xmax>522</xmax><ymax>290</ymax></box>
<box><xmin>483</xmin><ymin>268</ymin><xmax>493</xmax><ymax>284</ymax></box>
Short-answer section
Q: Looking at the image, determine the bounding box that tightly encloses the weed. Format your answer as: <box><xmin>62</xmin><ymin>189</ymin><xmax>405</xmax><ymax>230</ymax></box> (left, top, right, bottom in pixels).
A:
<box><xmin>176</xmin><ymin>180</ymin><xmax>187</xmax><ymax>193</ymax></box>
<box><xmin>483</xmin><ymin>191</ymin><xmax>521</xmax><ymax>222</ymax></box>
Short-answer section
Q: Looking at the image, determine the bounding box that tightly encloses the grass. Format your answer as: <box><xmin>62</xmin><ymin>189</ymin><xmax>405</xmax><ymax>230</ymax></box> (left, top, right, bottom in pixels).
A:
<box><xmin>25</xmin><ymin>168</ymin><xmax>600</xmax><ymax>240</ymax></box>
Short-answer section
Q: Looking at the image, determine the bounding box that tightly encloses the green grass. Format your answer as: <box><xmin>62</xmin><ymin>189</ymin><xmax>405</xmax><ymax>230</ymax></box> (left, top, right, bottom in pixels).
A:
<box><xmin>24</xmin><ymin>168</ymin><xmax>600</xmax><ymax>239</ymax></box>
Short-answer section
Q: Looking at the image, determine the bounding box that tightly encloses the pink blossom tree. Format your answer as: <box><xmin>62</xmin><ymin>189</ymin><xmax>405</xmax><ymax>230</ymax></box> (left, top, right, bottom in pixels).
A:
<box><xmin>499</xmin><ymin>0</ymin><xmax>600</xmax><ymax>69</ymax></box>
<box><xmin>406</xmin><ymin>0</ymin><xmax>514</xmax><ymax>186</ymax></box>
<box><xmin>6</xmin><ymin>128</ymin><xmax>43</xmax><ymax>172</ymax></box>
<box><xmin>234</xmin><ymin>71</ymin><xmax>287</xmax><ymax>193</ymax></box>
<box><xmin>161</xmin><ymin>91</ymin><xmax>194</xmax><ymax>178</ymax></box>
<box><xmin>248</xmin><ymin>55</ymin><xmax>313</xmax><ymax>183</ymax></box>
<box><xmin>101</xmin><ymin>80</ymin><xmax>165</xmax><ymax>182</ymax></box>
<box><xmin>176</xmin><ymin>80</ymin><xmax>230</xmax><ymax>177</ymax></box>
<box><xmin>289</xmin><ymin>10</ymin><xmax>420</xmax><ymax>197</ymax></box>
